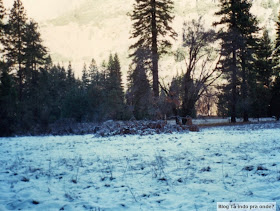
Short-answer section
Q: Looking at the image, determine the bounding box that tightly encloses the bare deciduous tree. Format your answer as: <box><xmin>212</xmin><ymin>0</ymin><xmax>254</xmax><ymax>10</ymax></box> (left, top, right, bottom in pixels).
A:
<box><xmin>177</xmin><ymin>17</ymin><xmax>221</xmax><ymax>118</ymax></box>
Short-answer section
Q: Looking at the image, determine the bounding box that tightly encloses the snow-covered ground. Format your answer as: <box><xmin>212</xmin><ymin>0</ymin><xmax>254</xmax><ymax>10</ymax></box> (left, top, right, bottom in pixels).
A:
<box><xmin>0</xmin><ymin>122</ymin><xmax>280</xmax><ymax>211</ymax></box>
<box><xmin>193</xmin><ymin>117</ymin><xmax>276</xmax><ymax>125</ymax></box>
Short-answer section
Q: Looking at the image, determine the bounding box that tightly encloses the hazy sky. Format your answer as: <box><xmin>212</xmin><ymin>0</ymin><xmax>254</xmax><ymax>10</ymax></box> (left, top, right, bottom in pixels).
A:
<box><xmin>2</xmin><ymin>0</ymin><xmax>278</xmax><ymax>79</ymax></box>
<box><xmin>3</xmin><ymin>0</ymin><xmax>86</xmax><ymax>21</ymax></box>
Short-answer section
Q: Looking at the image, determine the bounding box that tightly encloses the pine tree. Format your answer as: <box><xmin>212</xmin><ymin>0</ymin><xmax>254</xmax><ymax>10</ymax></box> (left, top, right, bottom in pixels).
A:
<box><xmin>5</xmin><ymin>0</ymin><xmax>27</xmax><ymax>102</ymax></box>
<box><xmin>274</xmin><ymin>10</ymin><xmax>280</xmax><ymax>71</ymax></box>
<box><xmin>275</xmin><ymin>10</ymin><xmax>280</xmax><ymax>56</ymax></box>
<box><xmin>112</xmin><ymin>53</ymin><xmax>124</xmax><ymax>100</ymax></box>
<box><xmin>106</xmin><ymin>53</ymin><xmax>125</xmax><ymax>119</ymax></box>
<box><xmin>22</xmin><ymin>20</ymin><xmax>48</xmax><ymax>125</ymax></box>
<box><xmin>249</xmin><ymin>29</ymin><xmax>274</xmax><ymax>118</ymax></box>
<box><xmin>66</xmin><ymin>61</ymin><xmax>75</xmax><ymax>85</ymax></box>
<box><xmin>88</xmin><ymin>58</ymin><xmax>98</xmax><ymax>83</ymax></box>
<box><xmin>214</xmin><ymin>0</ymin><xmax>240</xmax><ymax>122</ymax></box>
<box><xmin>168</xmin><ymin>75</ymin><xmax>183</xmax><ymax>120</ymax></box>
<box><xmin>214</xmin><ymin>0</ymin><xmax>258</xmax><ymax>122</ymax></box>
<box><xmin>270</xmin><ymin>76</ymin><xmax>280</xmax><ymax>120</ymax></box>
<box><xmin>127</xmin><ymin>48</ymin><xmax>152</xmax><ymax>119</ymax></box>
<box><xmin>0</xmin><ymin>67</ymin><xmax>17</xmax><ymax>136</ymax></box>
<box><xmin>255</xmin><ymin>29</ymin><xmax>274</xmax><ymax>88</ymax></box>
<box><xmin>238</xmin><ymin>0</ymin><xmax>259</xmax><ymax>122</ymax></box>
<box><xmin>23</xmin><ymin>20</ymin><xmax>47</xmax><ymax>72</ymax></box>
<box><xmin>0</xmin><ymin>0</ymin><xmax>6</xmax><ymax>53</ymax></box>
<box><xmin>86</xmin><ymin>58</ymin><xmax>107</xmax><ymax>121</ymax></box>
<box><xmin>81</xmin><ymin>63</ymin><xmax>89</xmax><ymax>90</ymax></box>
<box><xmin>129</xmin><ymin>0</ymin><xmax>177</xmax><ymax>97</ymax></box>
<box><xmin>271</xmin><ymin>10</ymin><xmax>280</xmax><ymax>120</ymax></box>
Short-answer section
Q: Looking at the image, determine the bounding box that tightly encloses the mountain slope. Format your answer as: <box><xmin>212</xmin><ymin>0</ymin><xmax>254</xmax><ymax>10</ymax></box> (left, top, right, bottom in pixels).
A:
<box><xmin>39</xmin><ymin>0</ymin><xmax>280</xmax><ymax>78</ymax></box>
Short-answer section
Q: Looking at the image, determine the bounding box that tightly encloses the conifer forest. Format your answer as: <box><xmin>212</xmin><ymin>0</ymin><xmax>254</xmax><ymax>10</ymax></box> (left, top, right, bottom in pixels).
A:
<box><xmin>1</xmin><ymin>1</ymin><xmax>280</xmax><ymax>210</ymax></box>
<box><xmin>0</xmin><ymin>0</ymin><xmax>280</xmax><ymax>136</ymax></box>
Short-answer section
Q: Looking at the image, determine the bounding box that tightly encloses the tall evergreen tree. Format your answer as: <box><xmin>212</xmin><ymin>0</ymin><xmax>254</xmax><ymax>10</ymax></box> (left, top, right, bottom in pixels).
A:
<box><xmin>5</xmin><ymin>0</ymin><xmax>27</xmax><ymax>102</ymax></box>
<box><xmin>274</xmin><ymin>10</ymin><xmax>280</xmax><ymax>72</ymax></box>
<box><xmin>238</xmin><ymin>0</ymin><xmax>258</xmax><ymax>122</ymax></box>
<box><xmin>22</xmin><ymin>20</ymin><xmax>47</xmax><ymax>125</ymax></box>
<box><xmin>249</xmin><ymin>29</ymin><xmax>274</xmax><ymax>119</ymax></box>
<box><xmin>81</xmin><ymin>63</ymin><xmax>89</xmax><ymax>90</ymax></box>
<box><xmin>0</xmin><ymin>0</ymin><xmax>6</xmax><ymax>53</ymax></box>
<box><xmin>127</xmin><ymin>48</ymin><xmax>152</xmax><ymax>119</ymax></box>
<box><xmin>129</xmin><ymin>0</ymin><xmax>177</xmax><ymax>97</ymax></box>
<box><xmin>66</xmin><ymin>61</ymin><xmax>75</xmax><ymax>86</ymax></box>
<box><xmin>23</xmin><ymin>20</ymin><xmax>47</xmax><ymax>72</ymax></box>
<box><xmin>88</xmin><ymin>58</ymin><xmax>98</xmax><ymax>83</ymax></box>
<box><xmin>255</xmin><ymin>29</ymin><xmax>274</xmax><ymax>88</ymax></box>
<box><xmin>106</xmin><ymin>53</ymin><xmax>125</xmax><ymax>119</ymax></box>
<box><xmin>214</xmin><ymin>0</ymin><xmax>258</xmax><ymax>122</ymax></box>
<box><xmin>0</xmin><ymin>68</ymin><xmax>17</xmax><ymax>136</ymax></box>
<box><xmin>271</xmin><ymin>11</ymin><xmax>280</xmax><ymax>120</ymax></box>
<box><xmin>271</xmin><ymin>76</ymin><xmax>280</xmax><ymax>121</ymax></box>
<box><xmin>87</xmin><ymin>58</ymin><xmax>111</xmax><ymax>121</ymax></box>
<box><xmin>275</xmin><ymin>11</ymin><xmax>280</xmax><ymax>56</ymax></box>
<box><xmin>214</xmin><ymin>0</ymin><xmax>240</xmax><ymax>122</ymax></box>
<box><xmin>168</xmin><ymin>75</ymin><xmax>183</xmax><ymax>121</ymax></box>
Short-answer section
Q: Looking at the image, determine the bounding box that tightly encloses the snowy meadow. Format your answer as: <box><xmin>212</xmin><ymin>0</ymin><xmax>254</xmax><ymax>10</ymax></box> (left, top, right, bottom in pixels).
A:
<box><xmin>0</xmin><ymin>122</ymin><xmax>280</xmax><ymax>211</ymax></box>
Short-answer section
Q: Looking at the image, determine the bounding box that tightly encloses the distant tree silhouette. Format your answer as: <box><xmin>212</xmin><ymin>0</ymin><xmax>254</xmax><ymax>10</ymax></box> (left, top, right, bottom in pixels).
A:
<box><xmin>5</xmin><ymin>0</ymin><xmax>27</xmax><ymax>102</ymax></box>
<box><xmin>129</xmin><ymin>0</ymin><xmax>177</xmax><ymax>97</ymax></box>
<box><xmin>24</xmin><ymin>20</ymin><xmax>47</xmax><ymax>72</ymax></box>
<box><xmin>250</xmin><ymin>29</ymin><xmax>274</xmax><ymax>118</ymax></box>
<box><xmin>180</xmin><ymin>18</ymin><xmax>220</xmax><ymax>118</ymax></box>
<box><xmin>0</xmin><ymin>0</ymin><xmax>6</xmax><ymax>53</ymax></box>
<box><xmin>127</xmin><ymin>48</ymin><xmax>152</xmax><ymax>119</ymax></box>
<box><xmin>106</xmin><ymin>53</ymin><xmax>125</xmax><ymax>119</ymax></box>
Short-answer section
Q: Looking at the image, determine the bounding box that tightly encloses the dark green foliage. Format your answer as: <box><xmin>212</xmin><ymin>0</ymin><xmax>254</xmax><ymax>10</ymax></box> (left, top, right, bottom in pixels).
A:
<box><xmin>270</xmin><ymin>76</ymin><xmax>280</xmax><ymax>120</ymax></box>
<box><xmin>238</xmin><ymin>1</ymin><xmax>259</xmax><ymax>122</ymax></box>
<box><xmin>105</xmin><ymin>53</ymin><xmax>126</xmax><ymax>120</ymax></box>
<box><xmin>249</xmin><ymin>29</ymin><xmax>274</xmax><ymax>118</ymax></box>
<box><xmin>24</xmin><ymin>20</ymin><xmax>47</xmax><ymax>72</ymax></box>
<box><xmin>275</xmin><ymin>11</ymin><xmax>280</xmax><ymax>56</ymax></box>
<box><xmin>254</xmin><ymin>30</ymin><xmax>274</xmax><ymax>88</ymax></box>
<box><xmin>0</xmin><ymin>0</ymin><xmax>125</xmax><ymax>135</ymax></box>
<box><xmin>274</xmin><ymin>11</ymin><xmax>280</xmax><ymax>74</ymax></box>
<box><xmin>158</xmin><ymin>74</ymin><xmax>184</xmax><ymax>120</ymax></box>
<box><xmin>0</xmin><ymin>0</ymin><xmax>6</xmax><ymax>52</ymax></box>
<box><xmin>81</xmin><ymin>63</ymin><xmax>89</xmax><ymax>90</ymax></box>
<box><xmin>127</xmin><ymin>48</ymin><xmax>152</xmax><ymax>119</ymax></box>
<box><xmin>214</xmin><ymin>0</ymin><xmax>242</xmax><ymax>122</ymax></box>
<box><xmin>5</xmin><ymin>0</ymin><xmax>27</xmax><ymax>102</ymax></box>
<box><xmin>214</xmin><ymin>0</ymin><xmax>258</xmax><ymax>122</ymax></box>
<box><xmin>130</xmin><ymin>0</ymin><xmax>177</xmax><ymax>97</ymax></box>
<box><xmin>62</xmin><ymin>87</ymin><xmax>89</xmax><ymax>122</ymax></box>
<box><xmin>168</xmin><ymin>75</ymin><xmax>183</xmax><ymax>117</ymax></box>
<box><xmin>87</xmin><ymin>59</ymin><xmax>107</xmax><ymax>121</ymax></box>
<box><xmin>0</xmin><ymin>65</ymin><xmax>17</xmax><ymax>136</ymax></box>
<box><xmin>66</xmin><ymin>62</ymin><xmax>75</xmax><ymax>89</ymax></box>
<box><xmin>271</xmin><ymin>11</ymin><xmax>280</xmax><ymax>120</ymax></box>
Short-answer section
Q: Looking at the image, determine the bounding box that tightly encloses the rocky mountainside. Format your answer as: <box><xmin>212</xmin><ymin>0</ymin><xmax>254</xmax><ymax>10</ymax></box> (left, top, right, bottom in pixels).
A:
<box><xmin>39</xmin><ymin>0</ymin><xmax>280</xmax><ymax>78</ymax></box>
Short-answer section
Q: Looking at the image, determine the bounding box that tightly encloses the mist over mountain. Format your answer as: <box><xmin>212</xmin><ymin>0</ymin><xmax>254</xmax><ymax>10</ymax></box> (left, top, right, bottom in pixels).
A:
<box><xmin>38</xmin><ymin>0</ymin><xmax>280</xmax><ymax>79</ymax></box>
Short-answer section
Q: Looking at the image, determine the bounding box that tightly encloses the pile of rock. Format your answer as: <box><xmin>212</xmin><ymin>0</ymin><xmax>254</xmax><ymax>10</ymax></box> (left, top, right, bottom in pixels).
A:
<box><xmin>95</xmin><ymin>120</ymin><xmax>199</xmax><ymax>137</ymax></box>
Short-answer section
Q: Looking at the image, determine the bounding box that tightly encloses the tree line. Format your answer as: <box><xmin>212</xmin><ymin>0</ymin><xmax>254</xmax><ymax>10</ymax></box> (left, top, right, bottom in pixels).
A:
<box><xmin>0</xmin><ymin>0</ymin><xmax>280</xmax><ymax>136</ymax></box>
<box><xmin>128</xmin><ymin>0</ymin><xmax>280</xmax><ymax>123</ymax></box>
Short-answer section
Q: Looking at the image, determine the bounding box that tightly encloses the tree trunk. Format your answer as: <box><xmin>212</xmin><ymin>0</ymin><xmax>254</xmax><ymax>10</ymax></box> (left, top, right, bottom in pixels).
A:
<box><xmin>182</xmin><ymin>71</ymin><xmax>196</xmax><ymax>118</ymax></box>
<box><xmin>241</xmin><ymin>54</ymin><xmax>249</xmax><ymax>122</ymax></box>
<box><xmin>231</xmin><ymin>49</ymin><xmax>237</xmax><ymax>123</ymax></box>
<box><xmin>151</xmin><ymin>0</ymin><xmax>159</xmax><ymax>98</ymax></box>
